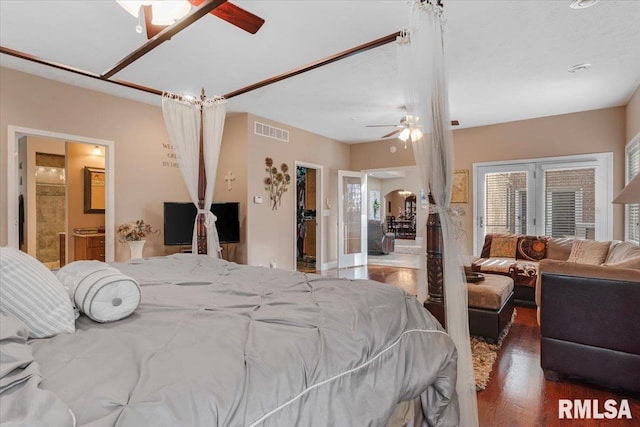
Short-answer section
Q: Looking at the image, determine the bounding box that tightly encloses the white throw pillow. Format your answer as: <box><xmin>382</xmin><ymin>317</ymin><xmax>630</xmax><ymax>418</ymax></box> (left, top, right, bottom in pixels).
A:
<box><xmin>57</xmin><ymin>260</ymin><xmax>141</xmax><ymax>323</ymax></box>
<box><xmin>0</xmin><ymin>247</ymin><xmax>75</xmax><ymax>338</ymax></box>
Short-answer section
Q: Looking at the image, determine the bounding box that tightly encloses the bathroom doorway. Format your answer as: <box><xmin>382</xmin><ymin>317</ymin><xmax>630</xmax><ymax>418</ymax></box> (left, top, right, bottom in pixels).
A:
<box><xmin>7</xmin><ymin>126</ymin><xmax>115</xmax><ymax>264</ymax></box>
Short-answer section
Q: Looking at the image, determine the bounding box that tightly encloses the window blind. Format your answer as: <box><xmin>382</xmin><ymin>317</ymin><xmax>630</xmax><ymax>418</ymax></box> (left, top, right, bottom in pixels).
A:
<box><xmin>544</xmin><ymin>168</ymin><xmax>595</xmax><ymax>239</ymax></box>
<box><xmin>484</xmin><ymin>171</ymin><xmax>527</xmax><ymax>236</ymax></box>
<box><xmin>626</xmin><ymin>139</ymin><xmax>640</xmax><ymax>243</ymax></box>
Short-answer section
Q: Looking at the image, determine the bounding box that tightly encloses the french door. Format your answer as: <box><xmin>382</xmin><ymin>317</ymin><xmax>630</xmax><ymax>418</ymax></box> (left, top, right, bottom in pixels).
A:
<box><xmin>474</xmin><ymin>154</ymin><xmax>612</xmax><ymax>254</ymax></box>
<box><xmin>338</xmin><ymin>170</ymin><xmax>367</xmax><ymax>268</ymax></box>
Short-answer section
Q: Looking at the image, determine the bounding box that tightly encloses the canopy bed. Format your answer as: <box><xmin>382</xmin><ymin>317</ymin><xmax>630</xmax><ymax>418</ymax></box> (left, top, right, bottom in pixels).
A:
<box><xmin>1</xmin><ymin>0</ymin><xmax>477</xmax><ymax>425</ymax></box>
<box><xmin>1</xmin><ymin>249</ymin><xmax>459</xmax><ymax>426</ymax></box>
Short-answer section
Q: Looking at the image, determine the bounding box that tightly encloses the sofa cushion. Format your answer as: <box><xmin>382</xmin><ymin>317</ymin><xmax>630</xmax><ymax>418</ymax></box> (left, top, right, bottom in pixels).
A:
<box><xmin>547</xmin><ymin>237</ymin><xmax>574</xmax><ymax>261</ymax></box>
<box><xmin>489</xmin><ymin>235</ymin><xmax>517</xmax><ymax>258</ymax></box>
<box><xmin>604</xmin><ymin>241</ymin><xmax>640</xmax><ymax>265</ymax></box>
<box><xmin>467</xmin><ymin>274</ymin><xmax>514</xmax><ymax>310</ymax></box>
<box><xmin>516</xmin><ymin>236</ymin><xmax>548</xmax><ymax>261</ymax></box>
<box><xmin>604</xmin><ymin>257</ymin><xmax>640</xmax><ymax>270</ymax></box>
<box><xmin>472</xmin><ymin>257</ymin><xmax>515</xmax><ymax>274</ymax></box>
<box><xmin>567</xmin><ymin>239</ymin><xmax>610</xmax><ymax>265</ymax></box>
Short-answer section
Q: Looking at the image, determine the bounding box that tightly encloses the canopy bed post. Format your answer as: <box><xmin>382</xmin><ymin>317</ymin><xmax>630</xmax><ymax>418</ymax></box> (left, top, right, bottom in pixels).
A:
<box><xmin>399</xmin><ymin>0</ymin><xmax>478</xmax><ymax>424</ymax></box>
<box><xmin>425</xmin><ymin>192</ymin><xmax>446</xmax><ymax>326</ymax></box>
<box><xmin>197</xmin><ymin>88</ymin><xmax>208</xmax><ymax>254</ymax></box>
<box><xmin>162</xmin><ymin>89</ymin><xmax>227</xmax><ymax>258</ymax></box>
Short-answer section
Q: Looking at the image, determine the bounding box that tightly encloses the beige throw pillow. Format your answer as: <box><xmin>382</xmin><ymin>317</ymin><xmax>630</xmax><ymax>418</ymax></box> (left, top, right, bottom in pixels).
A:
<box><xmin>489</xmin><ymin>236</ymin><xmax>517</xmax><ymax>258</ymax></box>
<box><xmin>567</xmin><ymin>239</ymin><xmax>610</xmax><ymax>265</ymax></box>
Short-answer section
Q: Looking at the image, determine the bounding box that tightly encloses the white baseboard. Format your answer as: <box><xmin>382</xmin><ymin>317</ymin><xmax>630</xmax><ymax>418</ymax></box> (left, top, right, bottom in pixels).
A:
<box><xmin>321</xmin><ymin>261</ymin><xmax>337</xmax><ymax>271</ymax></box>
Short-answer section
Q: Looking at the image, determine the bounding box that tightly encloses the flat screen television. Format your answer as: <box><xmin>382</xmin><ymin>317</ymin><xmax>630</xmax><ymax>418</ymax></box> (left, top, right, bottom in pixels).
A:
<box><xmin>164</xmin><ymin>202</ymin><xmax>240</xmax><ymax>245</ymax></box>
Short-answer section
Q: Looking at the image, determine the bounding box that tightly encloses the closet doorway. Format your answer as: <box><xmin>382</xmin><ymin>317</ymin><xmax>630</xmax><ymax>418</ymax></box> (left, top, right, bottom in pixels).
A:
<box><xmin>294</xmin><ymin>162</ymin><xmax>323</xmax><ymax>272</ymax></box>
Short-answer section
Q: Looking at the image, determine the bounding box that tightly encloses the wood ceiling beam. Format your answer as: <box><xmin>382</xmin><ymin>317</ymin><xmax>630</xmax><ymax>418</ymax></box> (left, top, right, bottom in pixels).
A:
<box><xmin>101</xmin><ymin>0</ymin><xmax>227</xmax><ymax>79</ymax></box>
<box><xmin>0</xmin><ymin>45</ymin><xmax>163</xmax><ymax>96</ymax></box>
<box><xmin>2</xmin><ymin>30</ymin><xmax>405</xmax><ymax>103</ymax></box>
<box><xmin>224</xmin><ymin>31</ymin><xmax>402</xmax><ymax>99</ymax></box>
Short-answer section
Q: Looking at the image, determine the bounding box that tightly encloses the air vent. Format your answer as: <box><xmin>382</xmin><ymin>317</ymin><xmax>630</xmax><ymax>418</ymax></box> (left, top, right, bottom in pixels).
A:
<box><xmin>254</xmin><ymin>121</ymin><xmax>289</xmax><ymax>142</ymax></box>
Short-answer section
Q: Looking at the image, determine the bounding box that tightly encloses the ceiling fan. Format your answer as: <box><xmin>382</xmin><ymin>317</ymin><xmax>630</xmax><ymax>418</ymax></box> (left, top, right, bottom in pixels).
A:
<box><xmin>117</xmin><ymin>0</ymin><xmax>265</xmax><ymax>39</ymax></box>
<box><xmin>366</xmin><ymin>116</ymin><xmax>460</xmax><ymax>140</ymax></box>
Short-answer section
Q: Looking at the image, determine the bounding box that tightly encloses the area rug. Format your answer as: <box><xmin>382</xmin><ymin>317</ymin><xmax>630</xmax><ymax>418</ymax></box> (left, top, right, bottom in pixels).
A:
<box><xmin>471</xmin><ymin>308</ymin><xmax>517</xmax><ymax>391</ymax></box>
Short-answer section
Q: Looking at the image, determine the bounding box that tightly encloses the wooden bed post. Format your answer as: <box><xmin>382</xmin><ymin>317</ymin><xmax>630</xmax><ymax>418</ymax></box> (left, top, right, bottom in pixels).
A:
<box><xmin>197</xmin><ymin>88</ymin><xmax>208</xmax><ymax>255</ymax></box>
<box><xmin>424</xmin><ymin>192</ymin><xmax>446</xmax><ymax>327</ymax></box>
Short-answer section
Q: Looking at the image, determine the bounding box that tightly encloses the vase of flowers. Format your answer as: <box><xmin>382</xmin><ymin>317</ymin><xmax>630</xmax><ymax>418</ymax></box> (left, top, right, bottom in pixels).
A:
<box><xmin>264</xmin><ymin>157</ymin><xmax>291</xmax><ymax>210</ymax></box>
<box><xmin>118</xmin><ymin>220</ymin><xmax>155</xmax><ymax>260</ymax></box>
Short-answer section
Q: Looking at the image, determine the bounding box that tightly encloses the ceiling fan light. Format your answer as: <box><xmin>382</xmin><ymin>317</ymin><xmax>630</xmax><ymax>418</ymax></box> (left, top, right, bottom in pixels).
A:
<box><xmin>151</xmin><ymin>1</ymin><xmax>191</xmax><ymax>25</ymax></box>
<box><xmin>410</xmin><ymin>128</ymin><xmax>423</xmax><ymax>141</ymax></box>
<box><xmin>398</xmin><ymin>128</ymin><xmax>411</xmax><ymax>142</ymax></box>
<box><xmin>116</xmin><ymin>0</ymin><xmax>144</xmax><ymax>17</ymax></box>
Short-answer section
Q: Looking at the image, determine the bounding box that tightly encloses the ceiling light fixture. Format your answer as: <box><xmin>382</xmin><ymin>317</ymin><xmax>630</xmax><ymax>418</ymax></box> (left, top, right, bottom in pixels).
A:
<box><xmin>116</xmin><ymin>0</ymin><xmax>191</xmax><ymax>27</ymax></box>
<box><xmin>569</xmin><ymin>0</ymin><xmax>600</xmax><ymax>9</ymax></box>
<box><xmin>92</xmin><ymin>145</ymin><xmax>104</xmax><ymax>156</ymax></box>
<box><xmin>568</xmin><ymin>63</ymin><xmax>592</xmax><ymax>73</ymax></box>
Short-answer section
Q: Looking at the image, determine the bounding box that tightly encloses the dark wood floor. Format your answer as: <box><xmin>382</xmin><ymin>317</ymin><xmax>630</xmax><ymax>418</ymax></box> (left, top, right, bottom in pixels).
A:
<box><xmin>320</xmin><ymin>265</ymin><xmax>640</xmax><ymax>427</ymax></box>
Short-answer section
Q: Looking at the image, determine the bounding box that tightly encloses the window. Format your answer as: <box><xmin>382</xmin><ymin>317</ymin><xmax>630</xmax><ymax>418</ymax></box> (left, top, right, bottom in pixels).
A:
<box><xmin>544</xmin><ymin>167</ymin><xmax>594</xmax><ymax>239</ymax></box>
<box><xmin>473</xmin><ymin>153</ymin><xmax>612</xmax><ymax>254</ymax></box>
<box><xmin>625</xmin><ymin>137</ymin><xmax>640</xmax><ymax>243</ymax></box>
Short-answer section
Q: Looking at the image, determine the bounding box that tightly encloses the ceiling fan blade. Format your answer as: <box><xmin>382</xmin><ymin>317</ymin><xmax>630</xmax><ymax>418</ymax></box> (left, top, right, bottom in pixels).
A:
<box><xmin>381</xmin><ymin>129</ymin><xmax>402</xmax><ymax>138</ymax></box>
<box><xmin>365</xmin><ymin>124</ymin><xmax>402</xmax><ymax>128</ymax></box>
<box><xmin>143</xmin><ymin>5</ymin><xmax>168</xmax><ymax>39</ymax></box>
<box><xmin>189</xmin><ymin>0</ymin><xmax>265</xmax><ymax>34</ymax></box>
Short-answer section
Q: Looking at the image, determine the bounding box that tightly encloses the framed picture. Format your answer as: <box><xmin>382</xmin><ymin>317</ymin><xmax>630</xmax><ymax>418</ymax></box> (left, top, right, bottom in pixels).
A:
<box><xmin>451</xmin><ymin>170</ymin><xmax>469</xmax><ymax>203</ymax></box>
<box><xmin>369</xmin><ymin>190</ymin><xmax>381</xmax><ymax>220</ymax></box>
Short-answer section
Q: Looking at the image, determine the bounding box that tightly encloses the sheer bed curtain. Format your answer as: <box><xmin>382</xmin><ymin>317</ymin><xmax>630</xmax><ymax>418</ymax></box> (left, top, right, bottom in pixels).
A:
<box><xmin>162</xmin><ymin>93</ymin><xmax>227</xmax><ymax>257</ymax></box>
<box><xmin>399</xmin><ymin>1</ymin><xmax>478</xmax><ymax>426</ymax></box>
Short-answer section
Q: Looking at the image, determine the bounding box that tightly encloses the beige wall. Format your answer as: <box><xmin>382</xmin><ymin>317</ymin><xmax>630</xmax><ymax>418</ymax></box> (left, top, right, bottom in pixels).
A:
<box><xmin>351</xmin><ymin>140</ymin><xmax>415</xmax><ymax>171</ymax></box>
<box><xmin>1</xmin><ymin>69</ymin><xmax>350</xmax><ymax>268</ymax></box>
<box><xmin>627</xmin><ymin>84</ymin><xmax>640</xmax><ymax>142</ymax></box>
<box><xmin>0</xmin><ymin>68</ymin><xmax>189</xmax><ymax>260</ymax></box>
<box><xmin>454</xmin><ymin>107</ymin><xmax>626</xmax><ymax>244</ymax></box>
<box><xmin>216</xmin><ymin>114</ymin><xmax>249</xmax><ymax>263</ymax></box>
<box><xmin>246</xmin><ymin>113</ymin><xmax>350</xmax><ymax>270</ymax></box>
<box><xmin>351</xmin><ymin>107</ymin><xmax>628</xmax><ymax>248</ymax></box>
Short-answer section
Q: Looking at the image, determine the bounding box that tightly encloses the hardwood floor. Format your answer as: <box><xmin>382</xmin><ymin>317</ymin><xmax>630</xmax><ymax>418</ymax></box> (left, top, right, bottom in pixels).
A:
<box><xmin>319</xmin><ymin>265</ymin><xmax>640</xmax><ymax>427</ymax></box>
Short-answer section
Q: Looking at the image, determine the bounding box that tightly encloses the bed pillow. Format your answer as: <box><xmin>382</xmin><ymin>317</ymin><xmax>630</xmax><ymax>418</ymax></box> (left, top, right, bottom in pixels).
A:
<box><xmin>489</xmin><ymin>236</ymin><xmax>517</xmax><ymax>258</ymax></box>
<box><xmin>57</xmin><ymin>261</ymin><xmax>141</xmax><ymax>323</ymax></box>
<box><xmin>567</xmin><ymin>239</ymin><xmax>610</xmax><ymax>265</ymax></box>
<box><xmin>0</xmin><ymin>247</ymin><xmax>75</xmax><ymax>338</ymax></box>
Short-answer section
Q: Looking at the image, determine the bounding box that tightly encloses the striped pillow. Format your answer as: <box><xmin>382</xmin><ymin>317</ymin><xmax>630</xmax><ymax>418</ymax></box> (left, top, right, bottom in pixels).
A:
<box><xmin>0</xmin><ymin>247</ymin><xmax>75</xmax><ymax>338</ymax></box>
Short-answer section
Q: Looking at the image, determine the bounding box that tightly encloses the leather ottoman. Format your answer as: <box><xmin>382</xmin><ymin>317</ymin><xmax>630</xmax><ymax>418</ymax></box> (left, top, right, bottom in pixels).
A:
<box><xmin>467</xmin><ymin>273</ymin><xmax>515</xmax><ymax>343</ymax></box>
<box><xmin>424</xmin><ymin>273</ymin><xmax>515</xmax><ymax>343</ymax></box>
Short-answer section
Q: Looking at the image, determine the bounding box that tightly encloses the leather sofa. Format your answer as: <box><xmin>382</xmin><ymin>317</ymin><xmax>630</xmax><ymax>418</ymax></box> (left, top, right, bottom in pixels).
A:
<box><xmin>537</xmin><ymin>241</ymin><xmax>640</xmax><ymax>392</ymax></box>
<box><xmin>367</xmin><ymin>220</ymin><xmax>395</xmax><ymax>255</ymax></box>
<box><xmin>471</xmin><ymin>234</ymin><xmax>570</xmax><ymax>305</ymax></box>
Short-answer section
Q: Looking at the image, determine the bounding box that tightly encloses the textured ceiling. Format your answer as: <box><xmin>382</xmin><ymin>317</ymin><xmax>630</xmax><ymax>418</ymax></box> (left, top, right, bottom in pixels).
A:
<box><xmin>1</xmin><ymin>0</ymin><xmax>639</xmax><ymax>143</ymax></box>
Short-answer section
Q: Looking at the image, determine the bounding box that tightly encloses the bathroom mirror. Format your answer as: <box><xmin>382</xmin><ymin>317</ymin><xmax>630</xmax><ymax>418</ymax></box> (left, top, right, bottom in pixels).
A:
<box><xmin>84</xmin><ymin>167</ymin><xmax>105</xmax><ymax>213</ymax></box>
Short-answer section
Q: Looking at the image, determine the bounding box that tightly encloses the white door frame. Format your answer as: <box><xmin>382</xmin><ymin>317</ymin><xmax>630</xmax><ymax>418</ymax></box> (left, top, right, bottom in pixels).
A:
<box><xmin>293</xmin><ymin>161</ymin><xmax>324</xmax><ymax>271</ymax></box>
<box><xmin>473</xmin><ymin>153</ymin><xmax>612</xmax><ymax>254</ymax></box>
<box><xmin>6</xmin><ymin>126</ymin><xmax>116</xmax><ymax>262</ymax></box>
<box><xmin>338</xmin><ymin>170</ymin><xmax>367</xmax><ymax>269</ymax></box>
